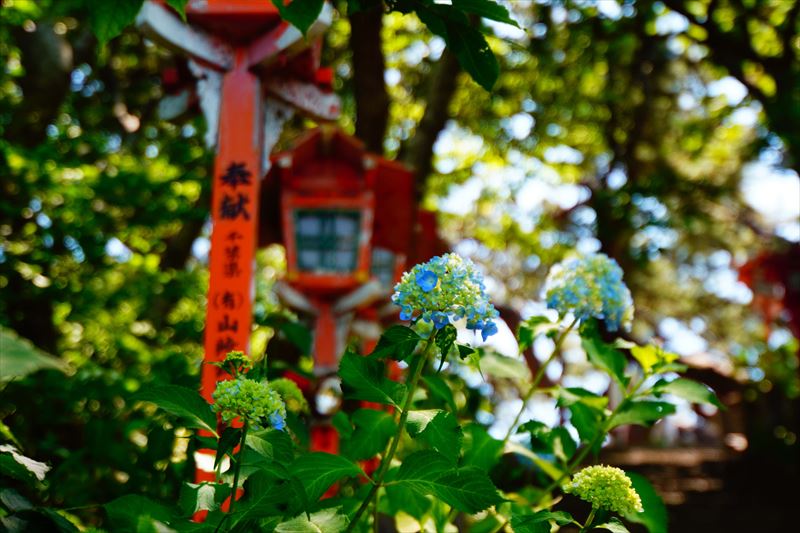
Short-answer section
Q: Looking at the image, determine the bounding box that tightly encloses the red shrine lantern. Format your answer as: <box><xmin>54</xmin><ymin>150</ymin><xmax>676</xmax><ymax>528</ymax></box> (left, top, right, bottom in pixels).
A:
<box><xmin>276</xmin><ymin>127</ymin><xmax>377</xmax><ymax>293</ymax></box>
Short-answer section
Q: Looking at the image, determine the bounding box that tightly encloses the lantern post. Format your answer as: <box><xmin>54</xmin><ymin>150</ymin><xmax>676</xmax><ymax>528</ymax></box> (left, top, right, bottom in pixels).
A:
<box><xmin>135</xmin><ymin>0</ymin><xmax>340</xmax><ymax>486</ymax></box>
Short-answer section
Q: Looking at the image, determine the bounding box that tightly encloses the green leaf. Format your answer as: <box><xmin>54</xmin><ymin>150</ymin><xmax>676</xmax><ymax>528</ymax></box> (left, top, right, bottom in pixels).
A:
<box><xmin>457</xmin><ymin>343</ymin><xmax>476</xmax><ymax>360</ymax></box>
<box><xmin>166</xmin><ymin>0</ymin><xmax>189</xmax><ymax>21</ymax></box>
<box><xmin>581</xmin><ymin>321</ymin><xmax>627</xmax><ymax>385</ymax></box>
<box><xmin>230</xmin><ymin>470</ymin><xmax>296</xmax><ymax>526</ymax></box>
<box><xmin>178</xmin><ymin>482</ymin><xmax>230</xmax><ymax>516</ymax></box>
<box><xmin>339</xmin><ymin>351</ymin><xmax>406</xmax><ymax>407</ymax></box>
<box><xmin>624</xmin><ymin>472</ymin><xmax>667</xmax><ymax>533</ymax></box>
<box><xmin>423</xmin><ymin>374</ymin><xmax>457</xmax><ymax>413</ymax></box>
<box><xmin>657</xmin><ymin>378</ymin><xmax>723</xmax><ymax>409</ymax></box>
<box><xmin>435</xmin><ymin>323</ymin><xmax>458</xmax><ymax>369</ymax></box>
<box><xmin>517</xmin><ymin>315</ymin><xmax>554</xmax><ymax>351</ymax></box>
<box><xmin>331</xmin><ymin>411</ymin><xmax>353</xmax><ymax>440</ymax></box>
<box><xmin>455</xmin><ymin>0</ymin><xmax>520</xmax><ymax>27</ymax></box>
<box><xmin>370</xmin><ymin>325</ymin><xmax>421</xmax><ymax>361</ymax></box>
<box><xmin>245</xmin><ymin>429</ymin><xmax>294</xmax><ymax>464</ymax></box>
<box><xmin>104</xmin><ymin>495</ymin><xmax>173</xmax><ymax>532</ymax></box>
<box><xmin>407</xmin><ymin>410</ymin><xmax>462</xmax><ymax>462</ymax></box>
<box><xmin>608</xmin><ymin>401</ymin><xmax>676</xmax><ymax>430</ymax></box>
<box><xmin>272</xmin><ymin>0</ymin><xmax>324</xmax><ymax>35</ymax></box>
<box><xmin>504</xmin><ymin>442</ymin><xmax>565</xmax><ymax>481</ymax></box>
<box><xmin>444</xmin><ymin>21</ymin><xmax>499</xmax><ymax>91</ymax></box>
<box><xmin>214</xmin><ymin>427</ymin><xmax>241</xmax><ymax>470</ymax></box>
<box><xmin>461</xmin><ymin>423</ymin><xmax>503</xmax><ymax>471</ymax></box>
<box><xmin>88</xmin><ymin>0</ymin><xmax>144</xmax><ymax>43</ymax></box>
<box><xmin>479</xmin><ymin>352</ymin><xmax>531</xmax><ymax>380</ymax></box>
<box><xmin>568</xmin><ymin>403</ymin><xmax>604</xmax><ymax>444</ymax></box>
<box><xmin>0</xmin><ymin>327</ymin><xmax>70</xmax><ymax>381</ymax></box>
<box><xmin>596</xmin><ymin>517</ymin><xmax>631</xmax><ymax>533</ymax></box>
<box><xmin>275</xmin><ymin>508</ymin><xmax>349</xmax><ymax>533</ymax></box>
<box><xmin>630</xmin><ymin>344</ymin><xmax>679</xmax><ymax>374</ymax></box>
<box><xmin>511</xmin><ymin>511</ymin><xmax>576</xmax><ymax>533</ymax></box>
<box><xmin>395</xmin><ymin>450</ymin><xmax>504</xmax><ymax>514</ymax></box>
<box><xmin>384</xmin><ymin>483</ymin><xmax>432</xmax><ymax>521</ymax></box>
<box><xmin>0</xmin><ymin>447</ymin><xmax>49</xmax><ymax>483</ymax></box>
<box><xmin>290</xmin><ymin>452</ymin><xmax>364</xmax><ymax>502</ymax></box>
<box><xmin>341</xmin><ymin>409</ymin><xmax>396</xmax><ymax>461</ymax></box>
<box><xmin>133</xmin><ymin>385</ymin><xmax>218</xmax><ymax>436</ymax></box>
<box><xmin>261</xmin><ymin>313</ymin><xmax>312</xmax><ymax>355</ymax></box>
<box><xmin>556</xmin><ymin>387</ymin><xmax>609</xmax><ymax>410</ymax></box>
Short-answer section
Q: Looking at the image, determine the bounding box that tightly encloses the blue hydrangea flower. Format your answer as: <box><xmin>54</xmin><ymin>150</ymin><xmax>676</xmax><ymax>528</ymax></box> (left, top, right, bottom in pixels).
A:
<box><xmin>543</xmin><ymin>253</ymin><xmax>634</xmax><ymax>331</ymax></box>
<box><xmin>212</xmin><ymin>377</ymin><xmax>287</xmax><ymax>430</ymax></box>
<box><xmin>392</xmin><ymin>253</ymin><xmax>499</xmax><ymax>340</ymax></box>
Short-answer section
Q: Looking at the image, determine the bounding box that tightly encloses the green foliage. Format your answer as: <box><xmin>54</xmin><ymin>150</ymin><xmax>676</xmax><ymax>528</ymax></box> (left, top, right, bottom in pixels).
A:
<box><xmin>623</xmin><ymin>472</ymin><xmax>668</xmax><ymax>533</ymax></box>
<box><xmin>0</xmin><ymin>327</ymin><xmax>71</xmax><ymax>381</ymax></box>
<box><xmin>289</xmin><ymin>452</ymin><xmax>364</xmax><ymax>503</ymax></box>
<box><xmin>133</xmin><ymin>385</ymin><xmax>218</xmax><ymax>436</ymax></box>
<box><xmin>272</xmin><ymin>0</ymin><xmax>325</xmax><ymax>35</ymax></box>
<box><xmin>406</xmin><ymin>409</ymin><xmax>463</xmax><ymax>462</ymax></box>
<box><xmin>339</xmin><ymin>409</ymin><xmax>396</xmax><ymax>461</ymax></box>
<box><xmin>394</xmin><ymin>450</ymin><xmax>504</xmax><ymax>514</ymax></box>
<box><xmin>339</xmin><ymin>351</ymin><xmax>406</xmax><ymax>406</ymax></box>
<box><xmin>370</xmin><ymin>324</ymin><xmax>421</xmax><ymax>360</ymax></box>
<box><xmin>655</xmin><ymin>378</ymin><xmax>724</xmax><ymax>409</ymax></box>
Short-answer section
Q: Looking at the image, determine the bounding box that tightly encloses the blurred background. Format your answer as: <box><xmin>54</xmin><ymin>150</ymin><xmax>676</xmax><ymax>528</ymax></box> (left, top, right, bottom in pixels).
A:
<box><xmin>1</xmin><ymin>0</ymin><xmax>798</xmax><ymax>531</ymax></box>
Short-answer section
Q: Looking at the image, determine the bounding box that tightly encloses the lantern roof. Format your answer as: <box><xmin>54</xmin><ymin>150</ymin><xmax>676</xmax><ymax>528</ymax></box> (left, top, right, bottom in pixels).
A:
<box><xmin>181</xmin><ymin>0</ymin><xmax>284</xmax><ymax>42</ymax></box>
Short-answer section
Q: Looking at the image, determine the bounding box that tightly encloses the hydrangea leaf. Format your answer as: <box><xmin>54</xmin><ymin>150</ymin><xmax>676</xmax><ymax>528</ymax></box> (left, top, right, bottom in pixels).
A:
<box><xmin>178</xmin><ymin>482</ymin><xmax>230</xmax><ymax>516</ymax></box>
<box><xmin>406</xmin><ymin>410</ymin><xmax>462</xmax><ymax>462</ymax></box>
<box><xmin>88</xmin><ymin>0</ymin><xmax>144</xmax><ymax>43</ymax></box>
<box><xmin>370</xmin><ymin>325</ymin><xmax>421</xmax><ymax>361</ymax></box>
<box><xmin>272</xmin><ymin>0</ymin><xmax>324</xmax><ymax>35</ymax></box>
<box><xmin>133</xmin><ymin>385</ymin><xmax>218</xmax><ymax>436</ymax></box>
<box><xmin>214</xmin><ymin>427</ymin><xmax>241</xmax><ymax>470</ymax></box>
<box><xmin>245</xmin><ymin>429</ymin><xmax>294</xmax><ymax>464</ymax></box>
<box><xmin>454</xmin><ymin>0</ymin><xmax>520</xmax><ymax>27</ymax></box>
<box><xmin>596</xmin><ymin>517</ymin><xmax>631</xmax><ymax>533</ymax></box>
<box><xmin>0</xmin><ymin>327</ymin><xmax>70</xmax><ymax>381</ymax></box>
<box><xmin>423</xmin><ymin>374</ymin><xmax>457</xmax><ymax>413</ymax></box>
<box><xmin>461</xmin><ymin>424</ymin><xmax>504</xmax><ymax>471</ymax></box>
<box><xmin>104</xmin><ymin>495</ymin><xmax>173</xmax><ymax>531</ymax></box>
<box><xmin>656</xmin><ymin>378</ymin><xmax>723</xmax><ymax>409</ymax></box>
<box><xmin>569</xmin><ymin>403</ymin><xmax>604</xmax><ymax>452</ymax></box>
<box><xmin>289</xmin><ymin>452</ymin><xmax>365</xmax><ymax>503</ymax></box>
<box><xmin>339</xmin><ymin>351</ymin><xmax>407</xmax><ymax>407</ymax></box>
<box><xmin>511</xmin><ymin>511</ymin><xmax>577</xmax><ymax>533</ymax></box>
<box><xmin>395</xmin><ymin>450</ymin><xmax>504</xmax><ymax>514</ymax></box>
<box><xmin>435</xmin><ymin>324</ymin><xmax>458</xmax><ymax>370</ymax></box>
<box><xmin>275</xmin><ymin>508</ymin><xmax>349</xmax><ymax>533</ymax></box>
<box><xmin>341</xmin><ymin>409</ymin><xmax>396</xmax><ymax>461</ymax></box>
<box><xmin>580</xmin><ymin>320</ymin><xmax>628</xmax><ymax>386</ymax></box>
<box><xmin>229</xmin><ymin>470</ymin><xmax>297</xmax><ymax>525</ymax></box>
<box><xmin>504</xmin><ymin>442</ymin><xmax>564</xmax><ymax>481</ymax></box>
<box><xmin>608</xmin><ymin>401</ymin><xmax>676</xmax><ymax>430</ymax></box>
<box><xmin>624</xmin><ymin>472</ymin><xmax>668</xmax><ymax>533</ymax></box>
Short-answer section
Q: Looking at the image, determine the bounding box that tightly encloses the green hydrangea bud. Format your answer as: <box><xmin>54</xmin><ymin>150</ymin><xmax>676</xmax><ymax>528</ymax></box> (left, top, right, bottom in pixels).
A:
<box><xmin>565</xmin><ymin>465</ymin><xmax>643</xmax><ymax>515</ymax></box>
<box><xmin>269</xmin><ymin>377</ymin><xmax>309</xmax><ymax>414</ymax></box>
<box><xmin>212</xmin><ymin>377</ymin><xmax>287</xmax><ymax>430</ymax></box>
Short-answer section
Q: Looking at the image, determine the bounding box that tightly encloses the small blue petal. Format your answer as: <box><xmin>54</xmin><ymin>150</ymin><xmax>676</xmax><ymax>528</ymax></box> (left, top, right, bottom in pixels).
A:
<box><xmin>481</xmin><ymin>321</ymin><xmax>498</xmax><ymax>341</ymax></box>
<box><xmin>269</xmin><ymin>412</ymin><xmax>286</xmax><ymax>431</ymax></box>
<box><xmin>415</xmin><ymin>269</ymin><xmax>438</xmax><ymax>292</ymax></box>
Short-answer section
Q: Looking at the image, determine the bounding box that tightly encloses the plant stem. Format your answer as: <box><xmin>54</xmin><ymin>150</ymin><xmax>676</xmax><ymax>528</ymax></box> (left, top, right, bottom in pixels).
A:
<box><xmin>534</xmin><ymin>375</ymin><xmax>648</xmax><ymax>506</ymax></box>
<box><xmin>501</xmin><ymin>318</ymin><xmax>579</xmax><ymax>446</ymax></box>
<box><xmin>579</xmin><ymin>507</ymin><xmax>597</xmax><ymax>533</ymax></box>
<box><xmin>346</xmin><ymin>338</ymin><xmax>436</xmax><ymax>531</ymax></box>
<box><xmin>227</xmin><ymin>423</ymin><xmax>248</xmax><ymax>517</ymax></box>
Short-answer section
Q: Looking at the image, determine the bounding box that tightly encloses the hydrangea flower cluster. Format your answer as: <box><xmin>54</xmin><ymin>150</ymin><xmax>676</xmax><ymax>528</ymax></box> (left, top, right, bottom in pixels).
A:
<box><xmin>212</xmin><ymin>377</ymin><xmax>287</xmax><ymax>431</ymax></box>
<box><xmin>392</xmin><ymin>253</ymin><xmax>499</xmax><ymax>341</ymax></box>
<box><xmin>543</xmin><ymin>253</ymin><xmax>634</xmax><ymax>331</ymax></box>
<box><xmin>565</xmin><ymin>465</ymin><xmax>643</xmax><ymax>515</ymax></box>
<box><xmin>269</xmin><ymin>377</ymin><xmax>309</xmax><ymax>414</ymax></box>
